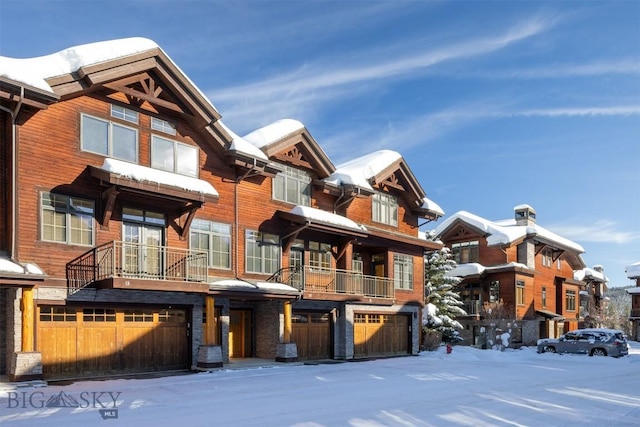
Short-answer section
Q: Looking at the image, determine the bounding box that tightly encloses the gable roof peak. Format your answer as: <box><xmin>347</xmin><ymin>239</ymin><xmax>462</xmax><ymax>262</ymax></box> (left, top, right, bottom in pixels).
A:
<box><xmin>0</xmin><ymin>37</ymin><xmax>159</xmax><ymax>93</ymax></box>
<box><xmin>243</xmin><ymin>119</ymin><xmax>305</xmax><ymax>148</ymax></box>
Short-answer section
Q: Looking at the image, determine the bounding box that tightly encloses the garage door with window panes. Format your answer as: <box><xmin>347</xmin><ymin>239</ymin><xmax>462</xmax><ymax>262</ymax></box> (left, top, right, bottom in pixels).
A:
<box><xmin>37</xmin><ymin>306</ymin><xmax>189</xmax><ymax>379</ymax></box>
<box><xmin>292</xmin><ymin>312</ymin><xmax>331</xmax><ymax>360</ymax></box>
<box><xmin>353</xmin><ymin>313</ymin><xmax>409</xmax><ymax>358</ymax></box>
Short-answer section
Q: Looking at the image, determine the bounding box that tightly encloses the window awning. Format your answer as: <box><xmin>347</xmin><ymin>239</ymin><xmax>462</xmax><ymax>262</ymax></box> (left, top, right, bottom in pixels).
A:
<box><xmin>89</xmin><ymin>158</ymin><xmax>219</xmax><ymax>204</ymax></box>
<box><xmin>536</xmin><ymin>309</ymin><xmax>565</xmax><ymax>320</ymax></box>
<box><xmin>277</xmin><ymin>205</ymin><xmax>368</xmax><ymax>238</ymax></box>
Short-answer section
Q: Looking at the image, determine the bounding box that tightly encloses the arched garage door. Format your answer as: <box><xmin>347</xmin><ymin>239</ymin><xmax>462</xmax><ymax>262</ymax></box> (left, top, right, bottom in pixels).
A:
<box><xmin>292</xmin><ymin>312</ymin><xmax>331</xmax><ymax>360</ymax></box>
<box><xmin>354</xmin><ymin>313</ymin><xmax>409</xmax><ymax>358</ymax></box>
<box><xmin>37</xmin><ymin>306</ymin><xmax>189</xmax><ymax>379</ymax></box>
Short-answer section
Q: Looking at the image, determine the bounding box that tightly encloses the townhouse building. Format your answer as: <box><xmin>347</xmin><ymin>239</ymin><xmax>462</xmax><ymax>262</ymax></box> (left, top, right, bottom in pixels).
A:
<box><xmin>433</xmin><ymin>205</ymin><xmax>588</xmax><ymax>346</ymax></box>
<box><xmin>626</xmin><ymin>262</ymin><xmax>640</xmax><ymax>341</ymax></box>
<box><xmin>0</xmin><ymin>38</ymin><xmax>443</xmax><ymax>381</ymax></box>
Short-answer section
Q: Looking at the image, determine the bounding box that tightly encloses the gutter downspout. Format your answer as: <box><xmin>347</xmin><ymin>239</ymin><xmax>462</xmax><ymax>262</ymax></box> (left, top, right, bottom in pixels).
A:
<box><xmin>0</xmin><ymin>86</ymin><xmax>24</xmax><ymax>259</ymax></box>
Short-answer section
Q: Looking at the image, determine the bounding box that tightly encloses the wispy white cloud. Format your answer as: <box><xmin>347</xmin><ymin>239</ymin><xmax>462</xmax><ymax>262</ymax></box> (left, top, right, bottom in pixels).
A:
<box><xmin>546</xmin><ymin>220</ymin><xmax>640</xmax><ymax>244</ymax></box>
<box><xmin>209</xmin><ymin>15</ymin><xmax>557</xmax><ymax>129</ymax></box>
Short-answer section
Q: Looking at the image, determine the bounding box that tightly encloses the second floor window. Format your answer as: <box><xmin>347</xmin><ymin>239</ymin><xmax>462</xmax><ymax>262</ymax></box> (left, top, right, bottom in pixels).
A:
<box><xmin>190</xmin><ymin>219</ymin><xmax>232</xmax><ymax>269</ymax></box>
<box><xmin>151</xmin><ymin>135</ymin><xmax>198</xmax><ymax>177</ymax></box>
<box><xmin>542</xmin><ymin>287</ymin><xmax>547</xmax><ymax>308</ymax></box>
<box><xmin>81</xmin><ymin>113</ymin><xmax>138</xmax><ymax>163</ymax></box>
<box><xmin>452</xmin><ymin>241</ymin><xmax>479</xmax><ymax>264</ymax></box>
<box><xmin>273</xmin><ymin>164</ymin><xmax>311</xmax><ymax>206</ymax></box>
<box><xmin>542</xmin><ymin>249</ymin><xmax>553</xmax><ymax>267</ymax></box>
<box><xmin>41</xmin><ymin>192</ymin><xmax>94</xmax><ymax>246</ymax></box>
<box><xmin>516</xmin><ymin>280</ymin><xmax>525</xmax><ymax>305</ymax></box>
<box><xmin>393</xmin><ymin>254</ymin><xmax>413</xmax><ymax>290</ymax></box>
<box><xmin>566</xmin><ymin>289</ymin><xmax>576</xmax><ymax>311</ymax></box>
<box><xmin>246</xmin><ymin>230</ymin><xmax>280</xmax><ymax>274</ymax></box>
<box><xmin>372</xmin><ymin>192</ymin><xmax>398</xmax><ymax>226</ymax></box>
<box><xmin>489</xmin><ymin>281</ymin><xmax>500</xmax><ymax>303</ymax></box>
<box><xmin>309</xmin><ymin>242</ymin><xmax>331</xmax><ymax>269</ymax></box>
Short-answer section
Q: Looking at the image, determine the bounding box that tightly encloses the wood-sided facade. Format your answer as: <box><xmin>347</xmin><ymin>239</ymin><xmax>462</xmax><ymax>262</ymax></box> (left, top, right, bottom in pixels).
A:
<box><xmin>435</xmin><ymin>206</ymin><xmax>587</xmax><ymax>346</ymax></box>
<box><xmin>1</xmin><ymin>40</ymin><xmax>443</xmax><ymax>381</ymax></box>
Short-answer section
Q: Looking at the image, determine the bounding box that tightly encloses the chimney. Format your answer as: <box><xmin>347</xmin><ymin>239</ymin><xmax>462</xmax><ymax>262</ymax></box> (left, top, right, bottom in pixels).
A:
<box><xmin>514</xmin><ymin>204</ymin><xmax>536</xmax><ymax>226</ymax></box>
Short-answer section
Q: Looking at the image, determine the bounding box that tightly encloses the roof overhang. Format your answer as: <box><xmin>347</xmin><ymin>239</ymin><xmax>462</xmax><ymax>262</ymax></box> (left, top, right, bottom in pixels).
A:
<box><xmin>367</xmin><ymin>227</ymin><xmax>442</xmax><ymax>250</ymax></box>
<box><xmin>536</xmin><ymin>309</ymin><xmax>565</xmax><ymax>320</ymax></box>
<box><xmin>277</xmin><ymin>209</ymin><xmax>369</xmax><ymax>238</ymax></box>
<box><xmin>89</xmin><ymin>164</ymin><xmax>219</xmax><ymax>205</ymax></box>
<box><xmin>0</xmin><ymin>76</ymin><xmax>60</xmax><ymax>124</ymax></box>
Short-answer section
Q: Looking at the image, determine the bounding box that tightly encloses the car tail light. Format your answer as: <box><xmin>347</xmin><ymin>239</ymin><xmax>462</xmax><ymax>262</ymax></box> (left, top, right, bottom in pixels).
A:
<box><xmin>614</xmin><ymin>339</ymin><xmax>625</xmax><ymax>346</ymax></box>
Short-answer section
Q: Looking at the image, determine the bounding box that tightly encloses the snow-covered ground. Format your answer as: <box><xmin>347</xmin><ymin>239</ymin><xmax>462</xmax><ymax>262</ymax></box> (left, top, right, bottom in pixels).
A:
<box><xmin>2</xmin><ymin>342</ymin><xmax>639</xmax><ymax>426</ymax></box>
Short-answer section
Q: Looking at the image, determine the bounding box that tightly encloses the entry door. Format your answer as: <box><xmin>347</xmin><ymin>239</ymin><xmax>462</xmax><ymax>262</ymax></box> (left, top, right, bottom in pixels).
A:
<box><xmin>290</xmin><ymin>248</ymin><xmax>304</xmax><ymax>289</ymax></box>
<box><xmin>229</xmin><ymin>310</ymin><xmax>252</xmax><ymax>358</ymax></box>
<box><xmin>123</xmin><ymin>223</ymin><xmax>163</xmax><ymax>277</ymax></box>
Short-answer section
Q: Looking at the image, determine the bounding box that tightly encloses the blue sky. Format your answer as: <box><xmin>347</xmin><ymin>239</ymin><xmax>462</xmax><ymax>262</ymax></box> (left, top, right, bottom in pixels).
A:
<box><xmin>1</xmin><ymin>1</ymin><xmax>639</xmax><ymax>287</ymax></box>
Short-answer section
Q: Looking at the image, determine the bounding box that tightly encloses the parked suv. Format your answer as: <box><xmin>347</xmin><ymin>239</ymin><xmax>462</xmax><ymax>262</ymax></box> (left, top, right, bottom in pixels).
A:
<box><xmin>537</xmin><ymin>328</ymin><xmax>629</xmax><ymax>357</ymax></box>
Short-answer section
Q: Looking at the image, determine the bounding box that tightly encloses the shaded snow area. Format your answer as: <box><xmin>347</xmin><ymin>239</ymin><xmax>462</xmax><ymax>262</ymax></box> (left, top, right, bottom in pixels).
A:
<box><xmin>2</xmin><ymin>342</ymin><xmax>639</xmax><ymax>426</ymax></box>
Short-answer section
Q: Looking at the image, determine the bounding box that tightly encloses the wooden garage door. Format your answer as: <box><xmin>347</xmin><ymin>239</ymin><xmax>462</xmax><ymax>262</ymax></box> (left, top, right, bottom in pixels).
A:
<box><xmin>292</xmin><ymin>312</ymin><xmax>331</xmax><ymax>360</ymax></box>
<box><xmin>38</xmin><ymin>306</ymin><xmax>189</xmax><ymax>379</ymax></box>
<box><xmin>354</xmin><ymin>313</ymin><xmax>409</xmax><ymax>358</ymax></box>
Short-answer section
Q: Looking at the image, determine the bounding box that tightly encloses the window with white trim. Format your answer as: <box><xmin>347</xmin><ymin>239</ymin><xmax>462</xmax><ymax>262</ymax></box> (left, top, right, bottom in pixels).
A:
<box><xmin>245</xmin><ymin>230</ymin><xmax>280</xmax><ymax>274</ymax></box>
<box><xmin>41</xmin><ymin>192</ymin><xmax>94</xmax><ymax>245</ymax></box>
<box><xmin>516</xmin><ymin>280</ymin><xmax>525</xmax><ymax>305</ymax></box>
<box><xmin>151</xmin><ymin>117</ymin><xmax>177</xmax><ymax>135</ymax></box>
<box><xmin>309</xmin><ymin>242</ymin><xmax>331</xmax><ymax>269</ymax></box>
<box><xmin>190</xmin><ymin>219</ymin><xmax>232</xmax><ymax>269</ymax></box>
<box><xmin>273</xmin><ymin>164</ymin><xmax>311</xmax><ymax>206</ymax></box>
<box><xmin>393</xmin><ymin>254</ymin><xmax>413</xmax><ymax>290</ymax></box>
<box><xmin>111</xmin><ymin>105</ymin><xmax>139</xmax><ymax>124</ymax></box>
<box><xmin>151</xmin><ymin>135</ymin><xmax>198</xmax><ymax>177</ymax></box>
<box><xmin>81</xmin><ymin>113</ymin><xmax>138</xmax><ymax>162</ymax></box>
<box><xmin>372</xmin><ymin>192</ymin><xmax>398</xmax><ymax>226</ymax></box>
<box><xmin>542</xmin><ymin>248</ymin><xmax>553</xmax><ymax>267</ymax></box>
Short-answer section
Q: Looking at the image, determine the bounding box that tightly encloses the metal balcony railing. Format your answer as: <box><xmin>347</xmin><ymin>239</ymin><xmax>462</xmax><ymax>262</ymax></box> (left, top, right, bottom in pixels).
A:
<box><xmin>67</xmin><ymin>241</ymin><xmax>208</xmax><ymax>293</ymax></box>
<box><xmin>268</xmin><ymin>266</ymin><xmax>395</xmax><ymax>299</ymax></box>
<box><xmin>463</xmin><ymin>300</ymin><xmax>482</xmax><ymax>315</ymax></box>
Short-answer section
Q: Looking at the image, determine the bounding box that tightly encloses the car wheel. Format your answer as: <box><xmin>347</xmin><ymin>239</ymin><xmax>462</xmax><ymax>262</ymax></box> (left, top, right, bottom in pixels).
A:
<box><xmin>542</xmin><ymin>345</ymin><xmax>556</xmax><ymax>353</ymax></box>
<box><xmin>590</xmin><ymin>348</ymin><xmax>607</xmax><ymax>357</ymax></box>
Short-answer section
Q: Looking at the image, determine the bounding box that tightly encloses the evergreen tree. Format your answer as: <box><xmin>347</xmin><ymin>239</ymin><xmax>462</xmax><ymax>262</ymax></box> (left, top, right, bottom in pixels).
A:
<box><xmin>423</xmin><ymin>239</ymin><xmax>466</xmax><ymax>344</ymax></box>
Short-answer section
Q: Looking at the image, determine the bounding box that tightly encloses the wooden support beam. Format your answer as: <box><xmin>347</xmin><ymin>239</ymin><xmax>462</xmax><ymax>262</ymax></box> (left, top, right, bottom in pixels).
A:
<box><xmin>21</xmin><ymin>287</ymin><xmax>35</xmax><ymax>352</ymax></box>
<box><xmin>179</xmin><ymin>206</ymin><xmax>199</xmax><ymax>240</ymax></box>
<box><xmin>101</xmin><ymin>186</ymin><xmax>119</xmax><ymax>228</ymax></box>
<box><xmin>205</xmin><ymin>296</ymin><xmax>216</xmax><ymax>346</ymax></box>
<box><xmin>283</xmin><ymin>301</ymin><xmax>292</xmax><ymax>344</ymax></box>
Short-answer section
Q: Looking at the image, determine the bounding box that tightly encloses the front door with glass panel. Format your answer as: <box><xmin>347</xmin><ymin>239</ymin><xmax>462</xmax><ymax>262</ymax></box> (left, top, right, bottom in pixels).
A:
<box><xmin>122</xmin><ymin>208</ymin><xmax>165</xmax><ymax>278</ymax></box>
<box><xmin>289</xmin><ymin>241</ymin><xmax>304</xmax><ymax>290</ymax></box>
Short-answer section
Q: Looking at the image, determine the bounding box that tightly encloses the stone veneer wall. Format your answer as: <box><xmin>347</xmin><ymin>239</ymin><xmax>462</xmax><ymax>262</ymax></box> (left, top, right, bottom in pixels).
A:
<box><xmin>254</xmin><ymin>300</ymin><xmax>281</xmax><ymax>359</ymax></box>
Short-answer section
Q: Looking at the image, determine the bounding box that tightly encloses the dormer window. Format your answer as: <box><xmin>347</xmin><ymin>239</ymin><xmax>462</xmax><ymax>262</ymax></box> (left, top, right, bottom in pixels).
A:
<box><xmin>372</xmin><ymin>192</ymin><xmax>398</xmax><ymax>226</ymax></box>
<box><xmin>451</xmin><ymin>241</ymin><xmax>479</xmax><ymax>263</ymax></box>
<box><xmin>273</xmin><ymin>164</ymin><xmax>311</xmax><ymax>206</ymax></box>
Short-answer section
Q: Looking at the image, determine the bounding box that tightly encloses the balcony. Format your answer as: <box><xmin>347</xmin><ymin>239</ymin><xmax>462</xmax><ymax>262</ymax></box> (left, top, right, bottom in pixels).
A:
<box><xmin>463</xmin><ymin>300</ymin><xmax>482</xmax><ymax>316</ymax></box>
<box><xmin>67</xmin><ymin>241</ymin><xmax>208</xmax><ymax>293</ymax></box>
<box><xmin>270</xmin><ymin>266</ymin><xmax>395</xmax><ymax>299</ymax></box>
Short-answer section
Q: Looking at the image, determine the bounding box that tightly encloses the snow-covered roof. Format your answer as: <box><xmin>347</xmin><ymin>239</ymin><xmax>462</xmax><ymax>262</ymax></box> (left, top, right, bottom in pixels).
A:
<box><xmin>434</xmin><ymin>210</ymin><xmax>584</xmax><ymax>253</ymax></box>
<box><xmin>218</xmin><ymin>121</ymin><xmax>269</xmax><ymax>161</ymax></box>
<box><xmin>626</xmin><ymin>262</ymin><xmax>640</xmax><ymax>279</ymax></box>
<box><xmin>574</xmin><ymin>267</ymin><xmax>609</xmax><ymax>283</ymax></box>
<box><xmin>290</xmin><ymin>205</ymin><xmax>367</xmax><ymax>232</ymax></box>
<box><xmin>209</xmin><ymin>279</ymin><xmax>300</xmax><ymax>295</ymax></box>
<box><xmin>627</xmin><ymin>287</ymin><xmax>640</xmax><ymax>295</ymax></box>
<box><xmin>0</xmin><ymin>37</ymin><xmax>159</xmax><ymax>93</ymax></box>
<box><xmin>445</xmin><ymin>262</ymin><xmax>530</xmax><ymax>278</ymax></box>
<box><xmin>324</xmin><ymin>150</ymin><xmax>402</xmax><ymax>191</ymax></box>
<box><xmin>243</xmin><ymin>119</ymin><xmax>305</xmax><ymax>148</ymax></box>
<box><xmin>100</xmin><ymin>158</ymin><xmax>219</xmax><ymax>196</ymax></box>
<box><xmin>421</xmin><ymin>197</ymin><xmax>445</xmax><ymax>217</ymax></box>
<box><xmin>0</xmin><ymin>256</ymin><xmax>46</xmax><ymax>276</ymax></box>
